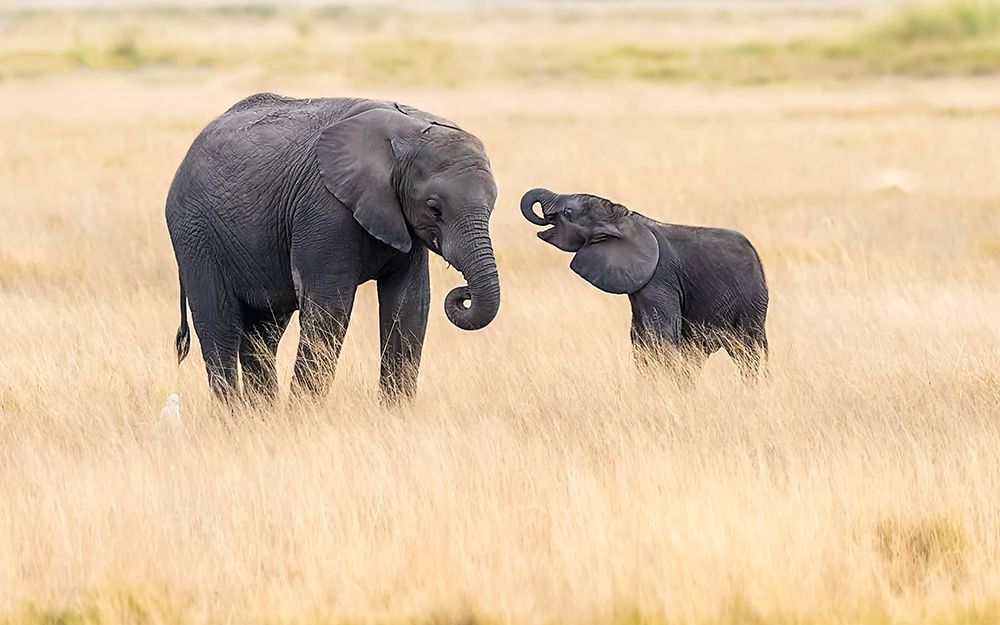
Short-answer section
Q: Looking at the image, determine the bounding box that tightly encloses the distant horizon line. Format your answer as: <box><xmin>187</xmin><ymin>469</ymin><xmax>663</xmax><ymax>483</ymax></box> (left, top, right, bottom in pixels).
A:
<box><xmin>0</xmin><ymin>0</ymin><xmax>909</xmax><ymax>13</ymax></box>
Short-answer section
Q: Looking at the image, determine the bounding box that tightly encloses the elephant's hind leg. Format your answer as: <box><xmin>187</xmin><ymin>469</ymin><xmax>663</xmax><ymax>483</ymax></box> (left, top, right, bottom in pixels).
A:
<box><xmin>189</xmin><ymin>297</ymin><xmax>243</xmax><ymax>403</ymax></box>
<box><xmin>239</xmin><ymin>310</ymin><xmax>292</xmax><ymax>405</ymax></box>
<box><xmin>725</xmin><ymin>319</ymin><xmax>768</xmax><ymax>381</ymax></box>
<box><xmin>177</xmin><ymin>251</ymin><xmax>246</xmax><ymax>403</ymax></box>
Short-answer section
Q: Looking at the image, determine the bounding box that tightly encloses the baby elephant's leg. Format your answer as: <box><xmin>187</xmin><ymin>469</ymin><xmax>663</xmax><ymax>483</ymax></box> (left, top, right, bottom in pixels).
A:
<box><xmin>725</xmin><ymin>317</ymin><xmax>768</xmax><ymax>380</ymax></box>
<box><xmin>628</xmin><ymin>288</ymin><xmax>695</xmax><ymax>380</ymax></box>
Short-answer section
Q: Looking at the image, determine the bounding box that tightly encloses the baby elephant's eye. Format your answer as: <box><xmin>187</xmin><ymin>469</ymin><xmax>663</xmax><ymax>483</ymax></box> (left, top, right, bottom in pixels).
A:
<box><xmin>427</xmin><ymin>199</ymin><xmax>442</xmax><ymax>221</ymax></box>
<box><xmin>562</xmin><ymin>206</ymin><xmax>573</xmax><ymax>218</ymax></box>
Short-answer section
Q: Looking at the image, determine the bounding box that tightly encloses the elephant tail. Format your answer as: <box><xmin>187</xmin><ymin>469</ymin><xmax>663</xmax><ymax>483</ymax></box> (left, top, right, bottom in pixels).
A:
<box><xmin>175</xmin><ymin>274</ymin><xmax>191</xmax><ymax>364</ymax></box>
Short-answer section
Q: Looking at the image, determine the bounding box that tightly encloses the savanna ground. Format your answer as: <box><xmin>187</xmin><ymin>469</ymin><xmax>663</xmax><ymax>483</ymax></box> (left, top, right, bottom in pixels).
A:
<box><xmin>2</xmin><ymin>1</ymin><xmax>1000</xmax><ymax>624</ymax></box>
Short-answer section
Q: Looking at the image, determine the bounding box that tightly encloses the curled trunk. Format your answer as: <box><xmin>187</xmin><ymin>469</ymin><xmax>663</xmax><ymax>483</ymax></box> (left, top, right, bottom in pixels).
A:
<box><xmin>520</xmin><ymin>188</ymin><xmax>556</xmax><ymax>225</ymax></box>
<box><xmin>444</xmin><ymin>215</ymin><xmax>501</xmax><ymax>331</ymax></box>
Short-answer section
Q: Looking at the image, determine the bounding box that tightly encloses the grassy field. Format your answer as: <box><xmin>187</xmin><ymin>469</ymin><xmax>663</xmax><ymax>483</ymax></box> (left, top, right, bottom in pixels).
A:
<box><xmin>2</xmin><ymin>2</ymin><xmax>1000</xmax><ymax>624</ymax></box>
<box><xmin>5</xmin><ymin>1</ymin><xmax>1000</xmax><ymax>84</ymax></box>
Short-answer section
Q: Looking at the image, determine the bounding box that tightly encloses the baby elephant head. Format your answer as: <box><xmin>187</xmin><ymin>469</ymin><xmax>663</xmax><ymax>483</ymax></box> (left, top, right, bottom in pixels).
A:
<box><xmin>521</xmin><ymin>188</ymin><xmax>659</xmax><ymax>294</ymax></box>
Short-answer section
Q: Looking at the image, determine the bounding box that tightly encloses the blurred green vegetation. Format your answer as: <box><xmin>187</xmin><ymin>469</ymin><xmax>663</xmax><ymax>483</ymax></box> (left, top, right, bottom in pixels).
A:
<box><xmin>569</xmin><ymin>0</ymin><xmax>1000</xmax><ymax>83</ymax></box>
<box><xmin>1</xmin><ymin>1</ymin><xmax>1000</xmax><ymax>84</ymax></box>
<box><xmin>867</xmin><ymin>0</ymin><xmax>1000</xmax><ymax>43</ymax></box>
<box><xmin>829</xmin><ymin>0</ymin><xmax>1000</xmax><ymax>76</ymax></box>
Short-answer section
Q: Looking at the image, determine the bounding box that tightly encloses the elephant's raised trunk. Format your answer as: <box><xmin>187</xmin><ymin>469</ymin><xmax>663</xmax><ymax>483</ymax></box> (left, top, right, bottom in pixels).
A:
<box><xmin>444</xmin><ymin>214</ymin><xmax>500</xmax><ymax>331</ymax></box>
<box><xmin>520</xmin><ymin>188</ymin><xmax>555</xmax><ymax>226</ymax></box>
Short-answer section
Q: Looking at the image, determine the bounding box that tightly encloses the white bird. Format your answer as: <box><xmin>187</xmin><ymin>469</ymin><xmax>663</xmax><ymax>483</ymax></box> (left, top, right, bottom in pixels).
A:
<box><xmin>160</xmin><ymin>393</ymin><xmax>181</xmax><ymax>430</ymax></box>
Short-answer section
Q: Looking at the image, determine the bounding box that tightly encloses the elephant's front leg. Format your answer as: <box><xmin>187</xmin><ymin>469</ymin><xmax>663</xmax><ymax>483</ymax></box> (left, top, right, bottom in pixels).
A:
<box><xmin>376</xmin><ymin>247</ymin><xmax>430</xmax><ymax>404</ymax></box>
<box><xmin>628</xmin><ymin>286</ymin><xmax>684</xmax><ymax>374</ymax></box>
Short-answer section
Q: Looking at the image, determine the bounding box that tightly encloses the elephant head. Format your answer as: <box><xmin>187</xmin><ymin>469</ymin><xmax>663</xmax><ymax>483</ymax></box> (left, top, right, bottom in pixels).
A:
<box><xmin>521</xmin><ymin>188</ymin><xmax>659</xmax><ymax>294</ymax></box>
<box><xmin>316</xmin><ymin>106</ymin><xmax>500</xmax><ymax>331</ymax></box>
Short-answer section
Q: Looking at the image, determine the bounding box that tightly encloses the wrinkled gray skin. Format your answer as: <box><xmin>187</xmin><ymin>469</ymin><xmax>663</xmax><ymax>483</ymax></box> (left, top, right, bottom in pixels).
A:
<box><xmin>521</xmin><ymin>188</ymin><xmax>768</xmax><ymax>379</ymax></box>
<box><xmin>167</xmin><ymin>94</ymin><xmax>500</xmax><ymax>404</ymax></box>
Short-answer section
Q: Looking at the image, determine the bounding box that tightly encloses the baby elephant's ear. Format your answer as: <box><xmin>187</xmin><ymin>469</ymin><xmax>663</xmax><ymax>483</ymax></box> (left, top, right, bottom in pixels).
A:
<box><xmin>570</xmin><ymin>219</ymin><xmax>659</xmax><ymax>294</ymax></box>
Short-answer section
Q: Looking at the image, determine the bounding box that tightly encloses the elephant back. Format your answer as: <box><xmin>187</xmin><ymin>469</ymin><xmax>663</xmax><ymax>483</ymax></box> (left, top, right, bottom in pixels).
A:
<box><xmin>225</xmin><ymin>92</ymin><xmax>297</xmax><ymax>114</ymax></box>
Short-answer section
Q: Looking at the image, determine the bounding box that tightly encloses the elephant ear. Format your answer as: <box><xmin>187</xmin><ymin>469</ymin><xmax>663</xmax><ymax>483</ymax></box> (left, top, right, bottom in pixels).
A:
<box><xmin>393</xmin><ymin>102</ymin><xmax>462</xmax><ymax>131</ymax></box>
<box><xmin>570</xmin><ymin>219</ymin><xmax>659</xmax><ymax>294</ymax></box>
<box><xmin>316</xmin><ymin>108</ymin><xmax>426</xmax><ymax>253</ymax></box>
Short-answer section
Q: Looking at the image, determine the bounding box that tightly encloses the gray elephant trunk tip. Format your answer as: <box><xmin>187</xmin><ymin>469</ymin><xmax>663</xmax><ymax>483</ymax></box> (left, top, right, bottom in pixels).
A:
<box><xmin>444</xmin><ymin>270</ymin><xmax>501</xmax><ymax>331</ymax></box>
<box><xmin>520</xmin><ymin>188</ymin><xmax>555</xmax><ymax>226</ymax></box>
<box><xmin>444</xmin><ymin>286</ymin><xmax>474</xmax><ymax>330</ymax></box>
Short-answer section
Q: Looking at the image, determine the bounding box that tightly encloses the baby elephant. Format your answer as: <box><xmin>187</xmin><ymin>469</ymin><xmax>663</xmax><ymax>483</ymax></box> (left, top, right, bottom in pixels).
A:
<box><xmin>521</xmin><ymin>188</ymin><xmax>768</xmax><ymax>379</ymax></box>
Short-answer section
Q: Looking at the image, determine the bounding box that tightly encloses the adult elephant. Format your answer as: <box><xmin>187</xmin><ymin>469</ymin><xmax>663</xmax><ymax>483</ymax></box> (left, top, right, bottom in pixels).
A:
<box><xmin>166</xmin><ymin>94</ymin><xmax>501</xmax><ymax>404</ymax></box>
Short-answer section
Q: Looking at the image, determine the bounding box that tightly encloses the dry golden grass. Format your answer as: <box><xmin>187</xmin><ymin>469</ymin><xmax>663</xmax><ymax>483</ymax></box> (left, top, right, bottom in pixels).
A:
<box><xmin>2</xmin><ymin>5</ymin><xmax>1000</xmax><ymax>625</ymax></box>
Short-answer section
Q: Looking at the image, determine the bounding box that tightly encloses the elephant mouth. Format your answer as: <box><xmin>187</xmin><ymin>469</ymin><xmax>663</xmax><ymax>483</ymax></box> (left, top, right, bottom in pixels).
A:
<box><xmin>538</xmin><ymin>221</ymin><xmax>586</xmax><ymax>252</ymax></box>
<box><xmin>537</xmin><ymin>211</ymin><xmax>562</xmax><ymax>241</ymax></box>
<box><xmin>415</xmin><ymin>226</ymin><xmax>443</xmax><ymax>255</ymax></box>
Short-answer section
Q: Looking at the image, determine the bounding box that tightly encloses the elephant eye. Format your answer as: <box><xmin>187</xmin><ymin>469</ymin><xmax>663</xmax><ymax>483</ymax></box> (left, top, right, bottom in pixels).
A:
<box><xmin>562</xmin><ymin>207</ymin><xmax>573</xmax><ymax>218</ymax></box>
<box><xmin>427</xmin><ymin>199</ymin><xmax>442</xmax><ymax>221</ymax></box>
